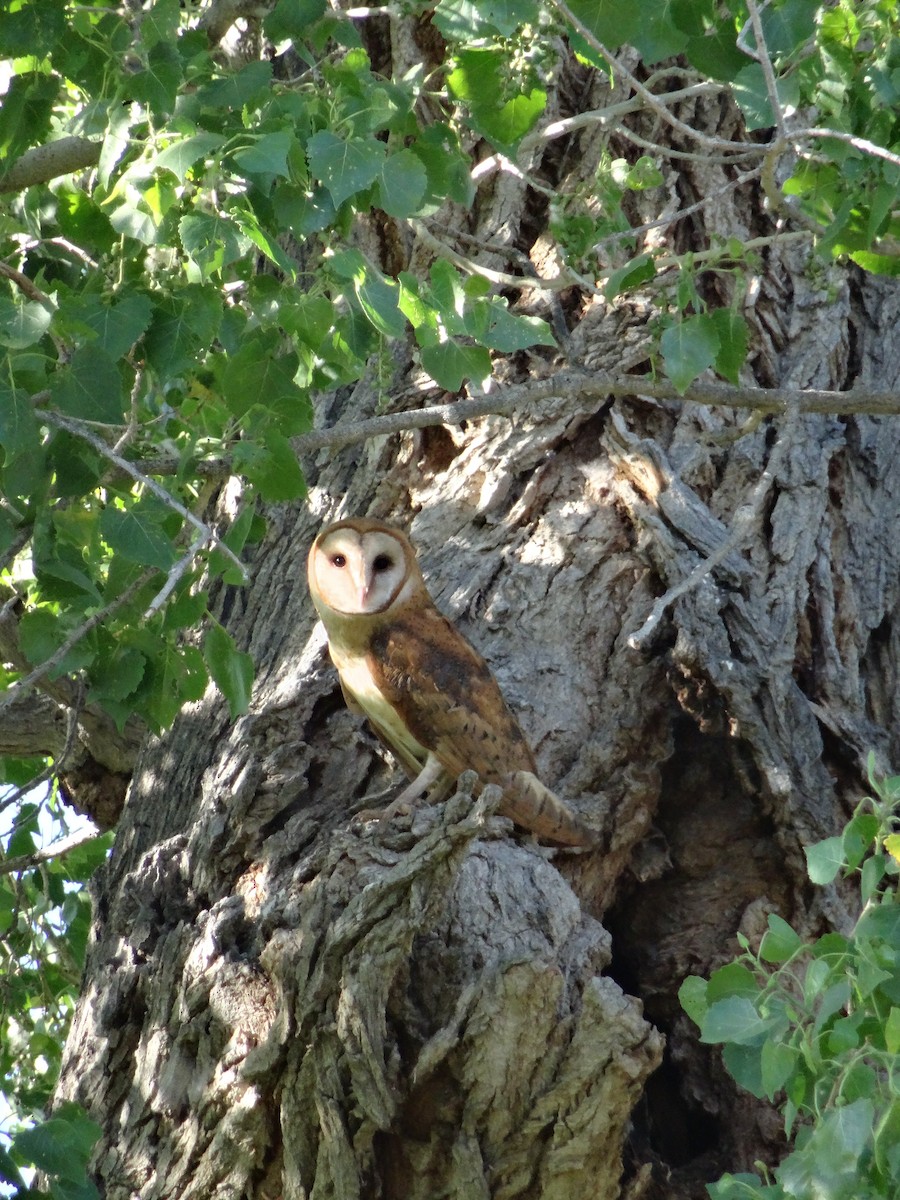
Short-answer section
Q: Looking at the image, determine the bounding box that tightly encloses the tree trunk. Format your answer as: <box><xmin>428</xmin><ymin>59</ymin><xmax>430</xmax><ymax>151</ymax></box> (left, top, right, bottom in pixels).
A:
<box><xmin>54</xmin><ymin>45</ymin><xmax>900</xmax><ymax>1200</ymax></box>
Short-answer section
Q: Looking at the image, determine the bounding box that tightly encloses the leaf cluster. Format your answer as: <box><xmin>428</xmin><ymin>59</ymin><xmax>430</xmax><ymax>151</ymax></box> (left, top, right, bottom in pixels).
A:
<box><xmin>1</xmin><ymin>1100</ymin><xmax>101</xmax><ymax>1200</ymax></box>
<box><xmin>0</xmin><ymin>795</ymin><xmax>111</xmax><ymax>1121</ymax></box>
<box><xmin>681</xmin><ymin>759</ymin><xmax>900</xmax><ymax>1200</ymax></box>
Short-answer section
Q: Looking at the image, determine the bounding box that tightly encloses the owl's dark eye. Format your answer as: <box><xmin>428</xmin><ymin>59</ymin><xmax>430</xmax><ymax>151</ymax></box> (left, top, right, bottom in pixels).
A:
<box><xmin>331</xmin><ymin>554</ymin><xmax>347</xmax><ymax>568</ymax></box>
<box><xmin>372</xmin><ymin>554</ymin><xmax>393</xmax><ymax>572</ymax></box>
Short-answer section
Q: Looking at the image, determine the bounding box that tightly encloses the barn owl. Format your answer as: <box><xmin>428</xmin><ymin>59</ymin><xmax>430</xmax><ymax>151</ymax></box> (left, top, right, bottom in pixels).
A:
<box><xmin>307</xmin><ymin>518</ymin><xmax>596</xmax><ymax>847</ymax></box>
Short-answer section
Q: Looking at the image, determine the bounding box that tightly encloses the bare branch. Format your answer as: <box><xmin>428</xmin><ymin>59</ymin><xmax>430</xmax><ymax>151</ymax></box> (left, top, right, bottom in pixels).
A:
<box><xmin>0</xmin><ymin>261</ymin><xmax>55</xmax><ymax>307</ymax></box>
<box><xmin>143</xmin><ymin>530</ymin><xmax>209</xmax><ymax>619</ymax></box>
<box><xmin>0</xmin><ymin>137</ymin><xmax>101</xmax><ymax>193</ymax></box>
<box><xmin>742</xmin><ymin>0</ymin><xmax>787</xmax><ymax>139</ymax></box>
<box><xmin>293</xmin><ymin>370</ymin><xmax>900</xmax><ymax>459</ymax></box>
<box><xmin>0</xmin><ymin>826</ymin><xmax>104</xmax><ymax>878</ymax></box>
<box><xmin>550</xmin><ymin>0</ymin><xmax>754</xmax><ymax>153</ymax></box>
<box><xmin>0</xmin><ymin>681</ymin><xmax>85</xmax><ymax>816</ymax></box>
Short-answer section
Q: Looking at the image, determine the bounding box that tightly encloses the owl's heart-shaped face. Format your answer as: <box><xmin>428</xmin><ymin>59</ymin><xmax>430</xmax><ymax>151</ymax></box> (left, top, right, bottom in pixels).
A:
<box><xmin>309</xmin><ymin>524</ymin><xmax>415</xmax><ymax>616</ymax></box>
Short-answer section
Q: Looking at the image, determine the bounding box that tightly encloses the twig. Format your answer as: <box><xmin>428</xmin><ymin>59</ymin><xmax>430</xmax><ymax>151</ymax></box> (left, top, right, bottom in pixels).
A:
<box><xmin>792</xmin><ymin>126</ymin><xmax>900</xmax><ymax>171</ymax></box>
<box><xmin>38</xmin><ymin>408</ymin><xmax>247</xmax><ymax>581</ymax></box>
<box><xmin>143</xmin><ymin>529</ymin><xmax>209</xmax><ymax>618</ymax></box>
<box><xmin>411</xmin><ymin>220</ymin><xmax>584</xmax><ymax>293</ymax></box>
<box><xmin>591</xmin><ymin>166</ymin><xmax>767</xmax><ymax>254</ymax></box>
<box><xmin>742</xmin><ymin>0</ymin><xmax>787</xmax><ymax>139</ymax></box>
<box><xmin>517</xmin><ymin>83</ymin><xmax>729</xmax><ymax>156</ymax></box>
<box><xmin>0</xmin><ymin>680</ymin><xmax>85</xmax><ymax>817</ymax></box>
<box><xmin>0</xmin><ymin>261</ymin><xmax>55</xmax><ymax>308</ymax></box>
<box><xmin>550</xmin><ymin>0</ymin><xmax>754</xmax><ymax>153</ymax></box>
<box><xmin>0</xmin><ymin>826</ymin><xmax>106</xmax><ymax>877</ymax></box>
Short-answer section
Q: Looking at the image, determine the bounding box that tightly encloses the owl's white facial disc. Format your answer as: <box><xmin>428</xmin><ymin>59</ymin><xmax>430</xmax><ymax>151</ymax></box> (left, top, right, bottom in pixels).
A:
<box><xmin>313</xmin><ymin>528</ymin><xmax>411</xmax><ymax>615</ymax></box>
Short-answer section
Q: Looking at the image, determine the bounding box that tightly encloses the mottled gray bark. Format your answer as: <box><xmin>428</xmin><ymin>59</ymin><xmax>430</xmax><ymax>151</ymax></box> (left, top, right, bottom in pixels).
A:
<box><xmin>53</xmin><ymin>41</ymin><xmax>900</xmax><ymax>1200</ymax></box>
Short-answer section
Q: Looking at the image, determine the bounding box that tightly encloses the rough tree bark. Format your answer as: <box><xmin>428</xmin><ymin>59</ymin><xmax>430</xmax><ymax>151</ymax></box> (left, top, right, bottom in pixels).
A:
<box><xmin>48</xmin><ymin>32</ymin><xmax>900</xmax><ymax>1200</ymax></box>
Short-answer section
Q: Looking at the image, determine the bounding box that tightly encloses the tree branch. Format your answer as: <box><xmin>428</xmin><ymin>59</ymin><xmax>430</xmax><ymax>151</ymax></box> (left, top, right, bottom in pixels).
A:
<box><xmin>0</xmin><ymin>826</ymin><xmax>105</xmax><ymax>877</ymax></box>
<box><xmin>291</xmin><ymin>370</ymin><xmax>900</xmax><ymax>458</ymax></box>
<box><xmin>0</xmin><ymin>137</ymin><xmax>101</xmax><ymax>193</ymax></box>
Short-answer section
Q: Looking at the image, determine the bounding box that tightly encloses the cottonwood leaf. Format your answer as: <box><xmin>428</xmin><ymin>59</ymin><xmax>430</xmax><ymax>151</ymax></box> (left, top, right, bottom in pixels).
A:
<box><xmin>660</xmin><ymin>314</ymin><xmax>719</xmax><ymax>393</ymax></box>
<box><xmin>204</xmin><ymin>621</ymin><xmax>254</xmax><ymax>719</ymax></box>
<box><xmin>307</xmin><ymin>130</ymin><xmax>385</xmax><ymax>207</ymax></box>
<box><xmin>100</xmin><ymin>507</ymin><xmax>176</xmax><ymax>569</ymax></box>
<box><xmin>420</xmin><ymin>342</ymin><xmax>491</xmax><ymax>390</ymax></box>
<box><xmin>51</xmin><ymin>345</ymin><xmax>125</xmax><ymax>423</ymax></box>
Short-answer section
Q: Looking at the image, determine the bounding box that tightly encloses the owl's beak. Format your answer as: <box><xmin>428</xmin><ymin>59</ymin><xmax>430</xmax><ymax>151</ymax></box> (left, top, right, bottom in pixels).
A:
<box><xmin>355</xmin><ymin>563</ymin><xmax>375</xmax><ymax>606</ymax></box>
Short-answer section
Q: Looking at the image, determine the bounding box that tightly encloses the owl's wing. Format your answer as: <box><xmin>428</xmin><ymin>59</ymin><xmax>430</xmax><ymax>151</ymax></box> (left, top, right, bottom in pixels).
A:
<box><xmin>368</xmin><ymin>604</ymin><xmax>537</xmax><ymax>785</ymax></box>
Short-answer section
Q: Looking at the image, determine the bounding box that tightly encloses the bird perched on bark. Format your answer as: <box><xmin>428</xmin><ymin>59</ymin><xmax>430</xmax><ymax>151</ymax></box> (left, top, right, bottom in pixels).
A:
<box><xmin>307</xmin><ymin>517</ymin><xmax>596</xmax><ymax>847</ymax></box>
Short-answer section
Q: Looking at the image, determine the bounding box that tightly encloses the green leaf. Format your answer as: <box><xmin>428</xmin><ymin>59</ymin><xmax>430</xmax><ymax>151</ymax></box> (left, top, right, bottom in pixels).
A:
<box><xmin>434</xmin><ymin>0</ymin><xmax>541</xmax><ymax>39</ymax></box>
<box><xmin>64</xmin><ymin>294</ymin><xmax>154</xmax><ymax>359</ymax></box>
<box><xmin>722</xmin><ymin>1041</ymin><xmax>766</xmax><ymax>1099</ymax></box>
<box><xmin>377</xmin><ymin>149</ymin><xmax>428</xmax><ymax>218</ymax></box>
<box><xmin>0</xmin><ymin>296</ymin><xmax>53</xmax><ymax>350</ymax></box>
<box><xmin>139</xmin><ymin>644</ymin><xmax>207</xmax><ymax>731</ymax></box>
<box><xmin>841</xmin><ymin>808</ymin><xmax>880</xmax><ymax>870</ymax></box>
<box><xmin>144</xmin><ymin>288</ymin><xmax>223</xmax><ymax>377</ymax></box>
<box><xmin>12</xmin><ymin>1104</ymin><xmax>101</xmax><ymax>1181</ymax></box>
<box><xmin>564</xmin><ymin>0</ymin><xmax>641</xmax><ymax>49</ymax></box>
<box><xmin>480</xmin><ymin>88</ymin><xmax>546</xmax><ymax>152</ymax></box>
<box><xmin>447</xmin><ymin>49</ymin><xmax>545</xmax><ymax>152</ymax></box>
<box><xmin>265</xmin><ymin>0</ymin><xmax>328</xmax><ymax>41</ymax></box>
<box><xmin>0</xmin><ymin>383</ymin><xmax>39</xmax><ymax>458</ymax></box>
<box><xmin>636</xmin><ymin>20</ymin><xmax>689</xmax><ymax>66</ymax></box>
<box><xmin>222</xmin><ymin>334</ymin><xmax>308</xmax><ymax>420</ymax></box>
<box><xmin>678</xmin><ymin>974</ymin><xmax>709</xmax><ymax>1027</ymax></box>
<box><xmin>777</xmin><ymin>1098</ymin><xmax>873</xmax><ymax>1196</ymax></box>
<box><xmin>282</xmin><ymin>296</ymin><xmax>335</xmax><ymax>348</ymax></box>
<box><xmin>154</xmin><ymin>133</ymin><xmax>227</xmax><ymax>183</ymax></box>
<box><xmin>759</xmin><ymin>914</ymin><xmax>802</xmax><ymax>964</ymax></box>
<box><xmin>232</xmin><ymin>430</ymin><xmax>306</xmax><ymax>501</ymax></box>
<box><xmin>100</xmin><ymin>506</ymin><xmax>177</xmax><ymax>570</ymax></box>
<box><xmin>19</xmin><ymin>610</ymin><xmax>65</xmax><ymax>667</ymax></box>
<box><xmin>482</xmin><ymin>303</ymin><xmax>555</xmax><ymax>352</ymax></box>
<box><xmin>419</xmin><ymin>342</ymin><xmax>491</xmax><ymax>390</ymax></box>
<box><xmin>203</xmin><ymin>621</ymin><xmax>254</xmax><ymax>719</ymax></box>
<box><xmin>849</xmin><ymin>250</ymin><xmax>900</xmax><ymax>276</ymax></box>
<box><xmin>0</xmin><ymin>70</ymin><xmax>59</xmax><ymax>161</ymax></box>
<box><xmin>760</xmin><ymin>1038</ymin><xmax>797</xmax><ymax>1100</ymax></box>
<box><xmin>51</xmin><ymin>344</ymin><xmax>125</xmax><ymax>423</ymax></box>
<box><xmin>730</xmin><ymin>62</ymin><xmax>801</xmax><ymax>132</ymax></box>
<box><xmin>59</xmin><ymin>833</ymin><xmax>115</xmax><ymax>882</ymax></box>
<box><xmin>805</xmin><ymin>835</ymin><xmax>845</xmax><ymax>884</ymax></box>
<box><xmin>708</xmin><ymin>308</ymin><xmax>749</xmax><ymax>385</ymax></box>
<box><xmin>131</xmin><ymin>41</ymin><xmax>182</xmax><ymax>118</ymax></box>
<box><xmin>706</xmin><ymin>961</ymin><xmax>759</xmax><ymax>1000</ymax></box>
<box><xmin>307</xmin><ymin>130</ymin><xmax>386</xmax><ymax>207</ymax></box>
<box><xmin>701</xmin><ymin>996</ymin><xmax>768</xmax><ymax>1046</ymax></box>
<box><xmin>603</xmin><ymin>253</ymin><xmax>656</xmax><ymax>300</ymax></box>
<box><xmin>179</xmin><ymin>212</ymin><xmax>251</xmax><ymax>280</ymax></box>
<box><xmin>231</xmin><ymin>129</ymin><xmax>295</xmax><ymax>179</ymax></box>
<box><xmin>411</xmin><ymin>125</ymin><xmax>474</xmax><ymax>211</ymax></box>
<box><xmin>196</xmin><ymin>60</ymin><xmax>273</xmax><ymax>110</ymax></box>
<box><xmin>355</xmin><ymin>268</ymin><xmax>406</xmax><ymax>340</ymax></box>
<box><xmin>660</xmin><ymin>314</ymin><xmax>720</xmax><ymax>394</ymax></box>
<box><xmin>90</xmin><ymin>646</ymin><xmax>147</xmax><ymax>704</ymax></box>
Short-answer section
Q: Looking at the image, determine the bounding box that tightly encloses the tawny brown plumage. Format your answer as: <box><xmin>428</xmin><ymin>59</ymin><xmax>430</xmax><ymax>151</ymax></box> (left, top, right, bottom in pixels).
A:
<box><xmin>307</xmin><ymin>518</ymin><xmax>596</xmax><ymax>847</ymax></box>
